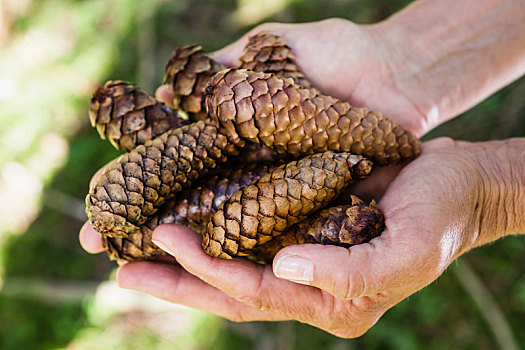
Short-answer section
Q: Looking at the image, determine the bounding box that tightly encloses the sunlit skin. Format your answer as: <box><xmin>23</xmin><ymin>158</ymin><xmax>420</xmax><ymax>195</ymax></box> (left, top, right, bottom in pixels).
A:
<box><xmin>80</xmin><ymin>2</ymin><xmax>525</xmax><ymax>338</ymax></box>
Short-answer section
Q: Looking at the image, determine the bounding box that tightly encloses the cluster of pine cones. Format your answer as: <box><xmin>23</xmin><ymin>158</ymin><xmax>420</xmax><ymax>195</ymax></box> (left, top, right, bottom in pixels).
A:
<box><xmin>85</xmin><ymin>33</ymin><xmax>420</xmax><ymax>263</ymax></box>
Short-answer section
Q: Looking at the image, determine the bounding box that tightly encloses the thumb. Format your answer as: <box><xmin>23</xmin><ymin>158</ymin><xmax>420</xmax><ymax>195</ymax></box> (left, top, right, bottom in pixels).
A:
<box><xmin>272</xmin><ymin>231</ymin><xmax>427</xmax><ymax>300</ymax></box>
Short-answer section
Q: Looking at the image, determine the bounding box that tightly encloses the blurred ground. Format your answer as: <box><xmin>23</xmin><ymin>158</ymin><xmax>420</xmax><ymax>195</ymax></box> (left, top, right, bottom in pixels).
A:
<box><xmin>0</xmin><ymin>0</ymin><xmax>523</xmax><ymax>349</ymax></box>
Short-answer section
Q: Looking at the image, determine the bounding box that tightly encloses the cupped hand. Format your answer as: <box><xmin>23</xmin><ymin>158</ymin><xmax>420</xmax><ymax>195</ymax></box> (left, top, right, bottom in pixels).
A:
<box><xmin>81</xmin><ymin>137</ymin><xmax>500</xmax><ymax>337</ymax></box>
<box><xmin>158</xmin><ymin>19</ymin><xmax>430</xmax><ymax>137</ymax></box>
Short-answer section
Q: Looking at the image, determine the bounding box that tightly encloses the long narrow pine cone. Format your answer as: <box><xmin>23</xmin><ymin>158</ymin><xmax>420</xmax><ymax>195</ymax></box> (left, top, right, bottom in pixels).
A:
<box><xmin>89</xmin><ymin>81</ymin><xmax>187</xmax><ymax>151</ymax></box>
<box><xmin>203</xmin><ymin>151</ymin><xmax>373</xmax><ymax>259</ymax></box>
<box><xmin>205</xmin><ymin>69</ymin><xmax>421</xmax><ymax>165</ymax></box>
<box><xmin>86</xmin><ymin>120</ymin><xmax>243</xmax><ymax>238</ymax></box>
<box><xmin>238</xmin><ymin>31</ymin><xmax>312</xmax><ymax>88</ymax></box>
<box><xmin>251</xmin><ymin>196</ymin><xmax>384</xmax><ymax>263</ymax></box>
<box><xmin>102</xmin><ymin>163</ymin><xmax>273</xmax><ymax>261</ymax></box>
<box><xmin>164</xmin><ymin>45</ymin><xmax>225</xmax><ymax>121</ymax></box>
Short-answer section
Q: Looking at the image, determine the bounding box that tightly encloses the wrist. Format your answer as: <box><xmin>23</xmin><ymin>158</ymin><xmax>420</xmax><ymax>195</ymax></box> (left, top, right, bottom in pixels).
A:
<box><xmin>464</xmin><ymin>139</ymin><xmax>525</xmax><ymax>248</ymax></box>
<box><xmin>370</xmin><ymin>0</ymin><xmax>525</xmax><ymax>135</ymax></box>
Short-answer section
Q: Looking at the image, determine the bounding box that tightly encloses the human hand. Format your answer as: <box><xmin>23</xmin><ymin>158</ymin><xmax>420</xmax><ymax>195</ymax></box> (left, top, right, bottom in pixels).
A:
<box><xmin>80</xmin><ymin>137</ymin><xmax>524</xmax><ymax>337</ymax></box>
<box><xmin>157</xmin><ymin>19</ymin><xmax>430</xmax><ymax>137</ymax></box>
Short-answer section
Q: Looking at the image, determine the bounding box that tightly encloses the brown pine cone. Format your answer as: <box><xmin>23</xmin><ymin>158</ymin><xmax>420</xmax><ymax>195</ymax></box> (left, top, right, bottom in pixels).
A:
<box><xmin>238</xmin><ymin>31</ymin><xmax>311</xmax><ymax>87</ymax></box>
<box><xmin>102</xmin><ymin>218</ymin><xmax>163</xmax><ymax>261</ymax></box>
<box><xmin>250</xmin><ymin>196</ymin><xmax>383</xmax><ymax>263</ymax></box>
<box><xmin>89</xmin><ymin>81</ymin><xmax>187</xmax><ymax>151</ymax></box>
<box><xmin>102</xmin><ymin>163</ymin><xmax>273</xmax><ymax>261</ymax></box>
<box><xmin>85</xmin><ymin>120</ymin><xmax>243</xmax><ymax>238</ymax></box>
<box><xmin>289</xmin><ymin>195</ymin><xmax>383</xmax><ymax>246</ymax></box>
<box><xmin>203</xmin><ymin>151</ymin><xmax>373</xmax><ymax>259</ymax></box>
<box><xmin>164</xmin><ymin>45</ymin><xmax>225</xmax><ymax>121</ymax></box>
<box><xmin>205</xmin><ymin>69</ymin><xmax>421</xmax><ymax>165</ymax></box>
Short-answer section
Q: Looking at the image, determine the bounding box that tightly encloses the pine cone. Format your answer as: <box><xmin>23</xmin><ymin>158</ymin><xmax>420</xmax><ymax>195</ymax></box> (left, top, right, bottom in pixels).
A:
<box><xmin>85</xmin><ymin>120</ymin><xmax>243</xmax><ymax>238</ymax></box>
<box><xmin>238</xmin><ymin>31</ymin><xmax>311</xmax><ymax>87</ymax></box>
<box><xmin>202</xmin><ymin>151</ymin><xmax>373</xmax><ymax>259</ymax></box>
<box><xmin>102</xmin><ymin>218</ymin><xmax>162</xmax><ymax>261</ymax></box>
<box><xmin>164</xmin><ymin>45</ymin><xmax>225</xmax><ymax>121</ymax></box>
<box><xmin>89</xmin><ymin>81</ymin><xmax>187</xmax><ymax>151</ymax></box>
<box><xmin>205</xmin><ymin>69</ymin><xmax>421</xmax><ymax>165</ymax></box>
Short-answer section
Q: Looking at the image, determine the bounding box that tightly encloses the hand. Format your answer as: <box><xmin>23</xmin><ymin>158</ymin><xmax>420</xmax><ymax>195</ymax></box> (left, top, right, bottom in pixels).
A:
<box><xmin>157</xmin><ymin>19</ymin><xmax>430</xmax><ymax>137</ymax></box>
<box><xmin>81</xmin><ymin>137</ymin><xmax>523</xmax><ymax>337</ymax></box>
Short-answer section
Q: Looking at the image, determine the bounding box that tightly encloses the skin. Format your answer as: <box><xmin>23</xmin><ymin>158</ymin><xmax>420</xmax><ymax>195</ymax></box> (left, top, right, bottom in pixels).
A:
<box><xmin>80</xmin><ymin>0</ymin><xmax>525</xmax><ymax>338</ymax></box>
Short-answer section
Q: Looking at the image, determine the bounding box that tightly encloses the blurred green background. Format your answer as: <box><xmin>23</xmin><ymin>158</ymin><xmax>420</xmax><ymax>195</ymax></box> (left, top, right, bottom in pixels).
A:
<box><xmin>0</xmin><ymin>0</ymin><xmax>523</xmax><ymax>349</ymax></box>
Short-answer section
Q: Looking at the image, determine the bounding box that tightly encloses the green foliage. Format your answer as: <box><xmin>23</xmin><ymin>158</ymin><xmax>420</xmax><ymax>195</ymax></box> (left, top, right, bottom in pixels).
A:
<box><xmin>0</xmin><ymin>295</ymin><xmax>86</xmax><ymax>350</ymax></box>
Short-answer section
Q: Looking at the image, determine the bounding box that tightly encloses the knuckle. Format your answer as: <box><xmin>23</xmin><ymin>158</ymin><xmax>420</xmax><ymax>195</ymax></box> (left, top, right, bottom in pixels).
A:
<box><xmin>250</xmin><ymin>22</ymin><xmax>280</xmax><ymax>35</ymax></box>
<box><xmin>236</xmin><ymin>293</ymin><xmax>263</xmax><ymax>310</ymax></box>
<box><xmin>234</xmin><ymin>270</ymin><xmax>270</xmax><ymax>311</ymax></box>
<box><xmin>322</xmin><ymin>17</ymin><xmax>346</xmax><ymax>26</ymax></box>
<box><xmin>429</xmin><ymin>136</ymin><xmax>455</xmax><ymax>149</ymax></box>
<box><xmin>326</xmin><ymin>300</ymin><xmax>383</xmax><ymax>339</ymax></box>
<box><xmin>320</xmin><ymin>17</ymin><xmax>351</xmax><ymax>30</ymax></box>
<box><xmin>339</xmin><ymin>267</ymin><xmax>366</xmax><ymax>300</ymax></box>
<box><xmin>225</xmin><ymin>310</ymin><xmax>249</xmax><ymax>323</ymax></box>
<box><xmin>333</xmin><ymin>326</ymin><xmax>369</xmax><ymax>339</ymax></box>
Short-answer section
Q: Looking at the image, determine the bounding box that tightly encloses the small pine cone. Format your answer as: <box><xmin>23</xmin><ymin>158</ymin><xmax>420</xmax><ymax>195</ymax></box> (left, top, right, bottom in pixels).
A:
<box><xmin>86</xmin><ymin>120</ymin><xmax>243</xmax><ymax>238</ymax></box>
<box><xmin>202</xmin><ymin>151</ymin><xmax>373</xmax><ymax>259</ymax></box>
<box><xmin>89</xmin><ymin>81</ymin><xmax>187</xmax><ymax>151</ymax></box>
<box><xmin>205</xmin><ymin>69</ymin><xmax>421</xmax><ymax>165</ymax></box>
<box><xmin>249</xmin><ymin>196</ymin><xmax>383</xmax><ymax>263</ymax></box>
<box><xmin>238</xmin><ymin>31</ymin><xmax>311</xmax><ymax>87</ymax></box>
<box><xmin>164</xmin><ymin>45</ymin><xmax>225</xmax><ymax>121</ymax></box>
<box><xmin>101</xmin><ymin>163</ymin><xmax>273</xmax><ymax>261</ymax></box>
<box><xmin>289</xmin><ymin>196</ymin><xmax>384</xmax><ymax>246</ymax></box>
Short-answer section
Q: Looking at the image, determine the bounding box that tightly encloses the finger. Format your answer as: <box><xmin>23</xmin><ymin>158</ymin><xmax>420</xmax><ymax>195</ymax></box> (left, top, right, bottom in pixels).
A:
<box><xmin>272</xmin><ymin>226</ymin><xmax>438</xmax><ymax>300</ymax></box>
<box><xmin>79</xmin><ymin>221</ymin><xmax>105</xmax><ymax>254</ymax></box>
<box><xmin>152</xmin><ymin>225</ymin><xmax>391</xmax><ymax>335</ymax></box>
<box><xmin>152</xmin><ymin>225</ymin><xmax>372</xmax><ymax>322</ymax></box>
<box><xmin>151</xmin><ymin>225</ymin><xmax>320</xmax><ymax>311</ymax></box>
<box><xmin>155</xmin><ymin>85</ymin><xmax>175</xmax><ymax>108</ymax></box>
<box><xmin>116</xmin><ymin>261</ymin><xmax>287</xmax><ymax>322</ymax></box>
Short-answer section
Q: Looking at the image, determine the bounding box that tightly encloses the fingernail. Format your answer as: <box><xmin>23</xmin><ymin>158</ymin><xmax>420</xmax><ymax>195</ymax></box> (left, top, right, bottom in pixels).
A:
<box><xmin>273</xmin><ymin>255</ymin><xmax>314</xmax><ymax>285</ymax></box>
<box><xmin>151</xmin><ymin>239</ymin><xmax>174</xmax><ymax>256</ymax></box>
